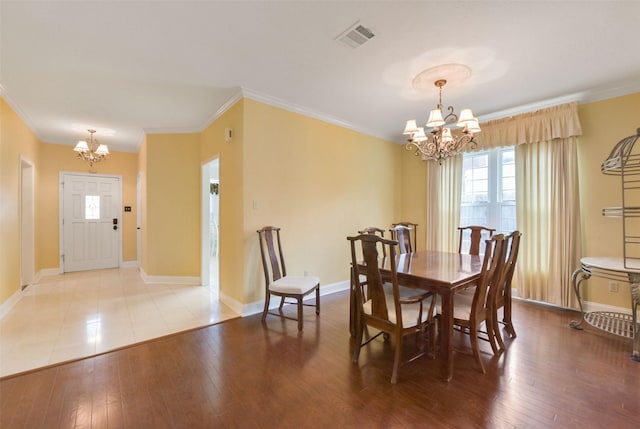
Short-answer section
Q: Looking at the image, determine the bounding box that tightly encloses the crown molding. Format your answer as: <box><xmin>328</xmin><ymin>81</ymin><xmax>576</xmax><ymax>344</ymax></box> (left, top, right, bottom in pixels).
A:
<box><xmin>0</xmin><ymin>82</ymin><xmax>44</xmax><ymax>142</ymax></box>
<box><xmin>479</xmin><ymin>79</ymin><xmax>640</xmax><ymax>123</ymax></box>
<box><xmin>239</xmin><ymin>87</ymin><xmax>390</xmax><ymax>141</ymax></box>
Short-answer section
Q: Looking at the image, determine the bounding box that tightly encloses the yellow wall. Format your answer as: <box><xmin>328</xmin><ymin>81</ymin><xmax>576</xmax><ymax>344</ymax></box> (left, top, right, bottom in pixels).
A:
<box><xmin>397</xmin><ymin>149</ymin><xmax>430</xmax><ymax>249</ymax></box>
<box><xmin>201</xmin><ymin>100</ymin><xmax>245</xmax><ymax>302</ymax></box>
<box><xmin>144</xmin><ymin>133</ymin><xmax>201</xmax><ymax>276</ymax></box>
<box><xmin>241</xmin><ymin>99</ymin><xmax>403</xmax><ymax>304</ymax></box>
<box><xmin>38</xmin><ymin>142</ymin><xmax>139</xmax><ymax>268</ymax></box>
<box><xmin>0</xmin><ymin>98</ymin><xmax>39</xmax><ymax>303</ymax></box>
<box><xmin>577</xmin><ymin>92</ymin><xmax>640</xmax><ymax>307</ymax></box>
<box><xmin>138</xmin><ymin>136</ymin><xmax>148</xmax><ymax>274</ymax></box>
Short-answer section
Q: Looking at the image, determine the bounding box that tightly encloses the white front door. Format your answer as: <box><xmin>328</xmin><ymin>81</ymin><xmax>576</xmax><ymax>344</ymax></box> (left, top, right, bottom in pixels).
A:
<box><xmin>62</xmin><ymin>173</ymin><xmax>121</xmax><ymax>272</ymax></box>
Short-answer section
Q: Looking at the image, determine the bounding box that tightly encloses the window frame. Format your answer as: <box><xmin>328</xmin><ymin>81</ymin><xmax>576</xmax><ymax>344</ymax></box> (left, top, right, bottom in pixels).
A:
<box><xmin>460</xmin><ymin>147</ymin><xmax>516</xmax><ymax>234</ymax></box>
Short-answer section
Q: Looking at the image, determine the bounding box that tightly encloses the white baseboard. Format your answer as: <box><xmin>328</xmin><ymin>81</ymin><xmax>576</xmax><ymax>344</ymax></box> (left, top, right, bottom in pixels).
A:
<box><xmin>37</xmin><ymin>268</ymin><xmax>61</xmax><ymax>278</ymax></box>
<box><xmin>512</xmin><ymin>287</ymin><xmax>632</xmax><ymax>315</ymax></box>
<box><xmin>583</xmin><ymin>300</ymin><xmax>632</xmax><ymax>315</ymax></box>
<box><xmin>0</xmin><ymin>288</ymin><xmax>23</xmax><ymax>321</ymax></box>
<box><xmin>219</xmin><ymin>291</ymin><xmax>245</xmax><ymax>315</ymax></box>
<box><xmin>223</xmin><ymin>280</ymin><xmax>351</xmax><ymax>317</ymax></box>
<box><xmin>120</xmin><ymin>260</ymin><xmax>139</xmax><ymax>268</ymax></box>
<box><xmin>139</xmin><ymin>268</ymin><xmax>200</xmax><ymax>285</ymax></box>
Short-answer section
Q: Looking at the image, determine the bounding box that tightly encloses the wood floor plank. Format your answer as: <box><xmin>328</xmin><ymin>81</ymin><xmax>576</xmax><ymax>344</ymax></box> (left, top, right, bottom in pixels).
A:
<box><xmin>1</xmin><ymin>291</ymin><xmax>639</xmax><ymax>428</ymax></box>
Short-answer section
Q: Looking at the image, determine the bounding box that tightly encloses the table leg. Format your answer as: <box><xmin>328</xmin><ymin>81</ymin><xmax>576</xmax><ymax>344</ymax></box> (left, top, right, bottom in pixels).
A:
<box><xmin>630</xmin><ymin>282</ymin><xmax>639</xmax><ymax>362</ymax></box>
<box><xmin>439</xmin><ymin>291</ymin><xmax>454</xmax><ymax>382</ymax></box>
<box><xmin>569</xmin><ymin>267</ymin><xmax>590</xmax><ymax>330</ymax></box>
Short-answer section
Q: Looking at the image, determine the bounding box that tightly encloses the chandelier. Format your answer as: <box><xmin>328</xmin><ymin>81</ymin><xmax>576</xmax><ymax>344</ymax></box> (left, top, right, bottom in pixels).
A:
<box><xmin>73</xmin><ymin>129</ymin><xmax>109</xmax><ymax>166</ymax></box>
<box><xmin>403</xmin><ymin>79</ymin><xmax>480</xmax><ymax>163</ymax></box>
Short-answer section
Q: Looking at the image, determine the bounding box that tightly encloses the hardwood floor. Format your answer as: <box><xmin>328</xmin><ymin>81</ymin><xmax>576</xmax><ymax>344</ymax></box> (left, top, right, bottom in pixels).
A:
<box><xmin>1</xmin><ymin>291</ymin><xmax>639</xmax><ymax>428</ymax></box>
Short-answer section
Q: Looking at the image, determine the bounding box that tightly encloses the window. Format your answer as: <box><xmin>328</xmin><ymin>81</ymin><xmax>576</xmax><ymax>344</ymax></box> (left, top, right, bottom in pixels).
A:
<box><xmin>460</xmin><ymin>147</ymin><xmax>516</xmax><ymax>234</ymax></box>
<box><xmin>85</xmin><ymin>195</ymin><xmax>100</xmax><ymax>220</ymax></box>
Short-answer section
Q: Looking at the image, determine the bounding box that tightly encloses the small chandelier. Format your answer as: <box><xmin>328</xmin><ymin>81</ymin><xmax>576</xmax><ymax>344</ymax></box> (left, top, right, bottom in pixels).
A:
<box><xmin>403</xmin><ymin>79</ymin><xmax>480</xmax><ymax>163</ymax></box>
<box><xmin>73</xmin><ymin>129</ymin><xmax>109</xmax><ymax>166</ymax></box>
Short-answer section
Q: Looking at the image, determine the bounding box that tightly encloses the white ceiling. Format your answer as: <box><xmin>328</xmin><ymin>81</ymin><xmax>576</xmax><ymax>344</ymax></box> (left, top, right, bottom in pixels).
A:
<box><xmin>2</xmin><ymin>1</ymin><xmax>639</xmax><ymax>153</ymax></box>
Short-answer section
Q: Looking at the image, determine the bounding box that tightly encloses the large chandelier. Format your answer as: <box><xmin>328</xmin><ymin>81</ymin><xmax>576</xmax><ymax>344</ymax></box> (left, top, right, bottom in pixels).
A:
<box><xmin>73</xmin><ymin>129</ymin><xmax>109</xmax><ymax>166</ymax></box>
<box><xmin>403</xmin><ymin>79</ymin><xmax>480</xmax><ymax>163</ymax></box>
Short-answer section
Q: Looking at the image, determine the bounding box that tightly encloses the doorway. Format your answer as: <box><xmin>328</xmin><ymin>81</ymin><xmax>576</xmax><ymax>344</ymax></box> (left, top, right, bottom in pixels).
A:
<box><xmin>20</xmin><ymin>158</ymin><xmax>35</xmax><ymax>288</ymax></box>
<box><xmin>60</xmin><ymin>173</ymin><xmax>122</xmax><ymax>272</ymax></box>
<box><xmin>201</xmin><ymin>158</ymin><xmax>220</xmax><ymax>296</ymax></box>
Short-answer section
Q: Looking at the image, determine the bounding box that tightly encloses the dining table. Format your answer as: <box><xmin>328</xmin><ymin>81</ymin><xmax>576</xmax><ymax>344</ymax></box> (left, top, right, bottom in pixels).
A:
<box><xmin>350</xmin><ymin>250</ymin><xmax>484</xmax><ymax>382</ymax></box>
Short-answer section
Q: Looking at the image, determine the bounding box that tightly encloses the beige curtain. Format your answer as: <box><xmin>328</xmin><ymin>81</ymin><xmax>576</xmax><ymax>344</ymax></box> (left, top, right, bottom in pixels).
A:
<box><xmin>426</xmin><ymin>155</ymin><xmax>462</xmax><ymax>252</ymax></box>
<box><xmin>475</xmin><ymin>102</ymin><xmax>582</xmax><ymax>149</ymax></box>
<box><xmin>515</xmin><ymin>137</ymin><xmax>582</xmax><ymax>307</ymax></box>
<box><xmin>476</xmin><ymin>102</ymin><xmax>583</xmax><ymax>307</ymax></box>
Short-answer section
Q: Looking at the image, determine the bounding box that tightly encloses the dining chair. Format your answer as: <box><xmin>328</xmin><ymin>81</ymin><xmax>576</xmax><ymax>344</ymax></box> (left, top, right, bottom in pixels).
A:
<box><xmin>356</xmin><ymin>227</ymin><xmax>431</xmax><ymax>302</ymax></box>
<box><xmin>357</xmin><ymin>227</ymin><xmax>387</xmax><ymax>258</ymax></box>
<box><xmin>256</xmin><ymin>226</ymin><xmax>320</xmax><ymax>331</ymax></box>
<box><xmin>391</xmin><ymin>222</ymin><xmax>418</xmax><ymax>251</ymax></box>
<box><xmin>348</xmin><ymin>233</ymin><xmax>434</xmax><ymax>384</ymax></box>
<box><xmin>457</xmin><ymin>225</ymin><xmax>496</xmax><ymax>255</ymax></box>
<box><xmin>389</xmin><ymin>225</ymin><xmax>414</xmax><ymax>254</ymax></box>
<box><xmin>437</xmin><ymin>234</ymin><xmax>507</xmax><ymax>373</ymax></box>
<box><xmin>492</xmin><ymin>230</ymin><xmax>522</xmax><ymax>350</ymax></box>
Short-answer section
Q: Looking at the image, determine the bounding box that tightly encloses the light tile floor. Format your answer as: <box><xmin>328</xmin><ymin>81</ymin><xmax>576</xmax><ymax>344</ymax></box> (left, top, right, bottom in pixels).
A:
<box><xmin>0</xmin><ymin>267</ymin><xmax>238</xmax><ymax>378</ymax></box>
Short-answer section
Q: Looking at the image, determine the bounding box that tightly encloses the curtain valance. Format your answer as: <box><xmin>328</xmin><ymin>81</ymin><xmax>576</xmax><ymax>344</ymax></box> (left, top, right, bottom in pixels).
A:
<box><xmin>474</xmin><ymin>102</ymin><xmax>582</xmax><ymax>150</ymax></box>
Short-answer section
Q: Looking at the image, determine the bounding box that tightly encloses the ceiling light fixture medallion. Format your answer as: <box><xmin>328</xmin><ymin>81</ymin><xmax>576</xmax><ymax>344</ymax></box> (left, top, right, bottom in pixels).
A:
<box><xmin>403</xmin><ymin>77</ymin><xmax>480</xmax><ymax>164</ymax></box>
<box><xmin>73</xmin><ymin>129</ymin><xmax>109</xmax><ymax>167</ymax></box>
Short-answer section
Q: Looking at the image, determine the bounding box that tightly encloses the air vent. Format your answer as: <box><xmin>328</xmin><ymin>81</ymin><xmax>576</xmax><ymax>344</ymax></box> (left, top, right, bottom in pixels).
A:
<box><xmin>336</xmin><ymin>22</ymin><xmax>375</xmax><ymax>48</ymax></box>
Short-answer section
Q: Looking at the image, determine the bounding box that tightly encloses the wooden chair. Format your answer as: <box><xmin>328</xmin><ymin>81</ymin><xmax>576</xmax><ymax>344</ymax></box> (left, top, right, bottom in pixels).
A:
<box><xmin>389</xmin><ymin>225</ymin><xmax>414</xmax><ymax>254</ymax></box>
<box><xmin>458</xmin><ymin>225</ymin><xmax>496</xmax><ymax>255</ymax></box>
<box><xmin>437</xmin><ymin>234</ymin><xmax>507</xmax><ymax>373</ymax></box>
<box><xmin>492</xmin><ymin>230</ymin><xmax>522</xmax><ymax>350</ymax></box>
<box><xmin>257</xmin><ymin>226</ymin><xmax>320</xmax><ymax>331</ymax></box>
<box><xmin>348</xmin><ymin>233</ymin><xmax>434</xmax><ymax>384</ymax></box>
<box><xmin>391</xmin><ymin>222</ymin><xmax>418</xmax><ymax>251</ymax></box>
<box><xmin>357</xmin><ymin>227</ymin><xmax>431</xmax><ymax>301</ymax></box>
<box><xmin>357</xmin><ymin>227</ymin><xmax>387</xmax><ymax>258</ymax></box>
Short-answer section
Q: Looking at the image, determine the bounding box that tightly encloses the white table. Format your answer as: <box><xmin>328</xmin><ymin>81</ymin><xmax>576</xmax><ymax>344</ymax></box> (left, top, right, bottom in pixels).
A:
<box><xmin>570</xmin><ymin>257</ymin><xmax>640</xmax><ymax>361</ymax></box>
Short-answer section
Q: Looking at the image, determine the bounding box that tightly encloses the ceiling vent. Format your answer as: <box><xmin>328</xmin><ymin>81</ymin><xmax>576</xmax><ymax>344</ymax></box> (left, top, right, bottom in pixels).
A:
<box><xmin>336</xmin><ymin>22</ymin><xmax>375</xmax><ymax>48</ymax></box>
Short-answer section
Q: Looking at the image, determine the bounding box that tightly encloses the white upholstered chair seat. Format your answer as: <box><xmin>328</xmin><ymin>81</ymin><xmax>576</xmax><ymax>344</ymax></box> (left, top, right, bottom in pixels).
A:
<box><xmin>270</xmin><ymin>275</ymin><xmax>320</xmax><ymax>294</ymax></box>
<box><xmin>363</xmin><ymin>295</ymin><xmax>430</xmax><ymax>328</ymax></box>
<box><xmin>436</xmin><ymin>290</ymin><xmax>475</xmax><ymax>320</ymax></box>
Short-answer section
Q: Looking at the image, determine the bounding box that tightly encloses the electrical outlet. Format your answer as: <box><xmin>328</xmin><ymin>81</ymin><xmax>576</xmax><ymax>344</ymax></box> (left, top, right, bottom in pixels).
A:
<box><xmin>609</xmin><ymin>282</ymin><xmax>619</xmax><ymax>293</ymax></box>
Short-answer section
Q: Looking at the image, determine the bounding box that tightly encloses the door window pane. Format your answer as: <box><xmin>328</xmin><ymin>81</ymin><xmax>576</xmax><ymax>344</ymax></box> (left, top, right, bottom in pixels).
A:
<box><xmin>85</xmin><ymin>195</ymin><xmax>100</xmax><ymax>220</ymax></box>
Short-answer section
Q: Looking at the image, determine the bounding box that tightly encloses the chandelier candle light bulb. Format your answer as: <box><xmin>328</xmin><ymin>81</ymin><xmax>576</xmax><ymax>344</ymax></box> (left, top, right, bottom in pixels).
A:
<box><xmin>404</xmin><ymin>78</ymin><xmax>480</xmax><ymax>163</ymax></box>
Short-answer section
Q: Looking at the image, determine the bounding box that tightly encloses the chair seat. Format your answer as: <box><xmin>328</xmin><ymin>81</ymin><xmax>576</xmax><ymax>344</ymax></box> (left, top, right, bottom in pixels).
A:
<box><xmin>363</xmin><ymin>295</ymin><xmax>430</xmax><ymax>328</ymax></box>
<box><xmin>384</xmin><ymin>283</ymin><xmax>431</xmax><ymax>301</ymax></box>
<box><xmin>436</xmin><ymin>292</ymin><xmax>474</xmax><ymax>320</ymax></box>
<box><xmin>270</xmin><ymin>275</ymin><xmax>320</xmax><ymax>294</ymax></box>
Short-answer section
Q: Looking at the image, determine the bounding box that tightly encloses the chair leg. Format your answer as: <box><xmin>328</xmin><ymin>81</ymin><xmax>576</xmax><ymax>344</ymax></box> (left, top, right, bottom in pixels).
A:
<box><xmin>315</xmin><ymin>285</ymin><xmax>320</xmax><ymax>315</ymax></box>
<box><xmin>279</xmin><ymin>296</ymin><xmax>286</xmax><ymax>311</ymax></box>
<box><xmin>487</xmin><ymin>318</ymin><xmax>499</xmax><ymax>354</ymax></box>
<box><xmin>469</xmin><ymin>325</ymin><xmax>486</xmax><ymax>374</ymax></box>
<box><xmin>261</xmin><ymin>293</ymin><xmax>271</xmax><ymax>322</ymax></box>
<box><xmin>297</xmin><ymin>296</ymin><xmax>304</xmax><ymax>331</ymax></box>
<box><xmin>492</xmin><ymin>311</ymin><xmax>506</xmax><ymax>351</ymax></box>
<box><xmin>503</xmin><ymin>305</ymin><xmax>517</xmax><ymax>338</ymax></box>
<box><xmin>391</xmin><ymin>333</ymin><xmax>403</xmax><ymax>384</ymax></box>
<box><xmin>352</xmin><ymin>321</ymin><xmax>364</xmax><ymax>363</ymax></box>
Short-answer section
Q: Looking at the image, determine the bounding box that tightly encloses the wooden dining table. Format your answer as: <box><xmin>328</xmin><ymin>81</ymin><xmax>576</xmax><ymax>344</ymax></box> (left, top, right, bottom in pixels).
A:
<box><xmin>351</xmin><ymin>250</ymin><xmax>484</xmax><ymax>382</ymax></box>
